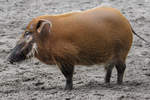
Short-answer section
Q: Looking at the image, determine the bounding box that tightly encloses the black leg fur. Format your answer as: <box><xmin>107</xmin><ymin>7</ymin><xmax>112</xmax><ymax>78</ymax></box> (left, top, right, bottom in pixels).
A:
<box><xmin>58</xmin><ymin>62</ymin><xmax>74</xmax><ymax>90</ymax></box>
<box><xmin>115</xmin><ymin>60</ymin><xmax>126</xmax><ymax>84</ymax></box>
<box><xmin>105</xmin><ymin>63</ymin><xmax>114</xmax><ymax>83</ymax></box>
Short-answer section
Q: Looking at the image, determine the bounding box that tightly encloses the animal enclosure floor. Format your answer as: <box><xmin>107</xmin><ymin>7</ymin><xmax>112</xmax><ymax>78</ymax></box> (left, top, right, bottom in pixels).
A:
<box><xmin>0</xmin><ymin>0</ymin><xmax>150</xmax><ymax>100</ymax></box>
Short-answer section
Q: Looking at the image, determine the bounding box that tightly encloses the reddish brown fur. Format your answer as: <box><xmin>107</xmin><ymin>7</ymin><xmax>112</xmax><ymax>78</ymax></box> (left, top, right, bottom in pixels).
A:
<box><xmin>20</xmin><ymin>6</ymin><xmax>134</xmax><ymax>89</ymax></box>
<box><xmin>26</xmin><ymin>7</ymin><xmax>133</xmax><ymax>66</ymax></box>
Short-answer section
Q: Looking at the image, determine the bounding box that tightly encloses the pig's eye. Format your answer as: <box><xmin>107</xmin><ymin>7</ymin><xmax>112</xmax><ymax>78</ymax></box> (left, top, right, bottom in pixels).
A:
<box><xmin>24</xmin><ymin>31</ymin><xmax>31</xmax><ymax>37</ymax></box>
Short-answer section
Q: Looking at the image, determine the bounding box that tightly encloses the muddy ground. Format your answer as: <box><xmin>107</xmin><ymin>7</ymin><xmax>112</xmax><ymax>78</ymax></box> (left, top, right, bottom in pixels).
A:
<box><xmin>0</xmin><ymin>0</ymin><xmax>150</xmax><ymax>100</ymax></box>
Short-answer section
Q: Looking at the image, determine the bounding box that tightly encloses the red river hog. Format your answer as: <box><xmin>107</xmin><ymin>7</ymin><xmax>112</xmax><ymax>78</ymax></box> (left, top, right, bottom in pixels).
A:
<box><xmin>8</xmin><ymin>6</ymin><xmax>147</xmax><ymax>90</ymax></box>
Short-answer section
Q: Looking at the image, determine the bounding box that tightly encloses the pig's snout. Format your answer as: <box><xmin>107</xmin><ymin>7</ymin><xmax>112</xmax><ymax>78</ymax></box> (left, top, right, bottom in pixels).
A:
<box><xmin>7</xmin><ymin>43</ymin><xmax>27</xmax><ymax>64</ymax></box>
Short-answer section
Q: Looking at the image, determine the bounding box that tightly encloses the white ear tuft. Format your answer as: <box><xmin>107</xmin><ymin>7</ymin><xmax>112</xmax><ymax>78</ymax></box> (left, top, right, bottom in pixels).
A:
<box><xmin>36</xmin><ymin>19</ymin><xmax>52</xmax><ymax>34</ymax></box>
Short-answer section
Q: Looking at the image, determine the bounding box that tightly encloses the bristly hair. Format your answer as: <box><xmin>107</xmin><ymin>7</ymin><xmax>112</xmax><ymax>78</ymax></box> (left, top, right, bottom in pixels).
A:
<box><xmin>27</xmin><ymin>43</ymin><xmax>38</xmax><ymax>58</ymax></box>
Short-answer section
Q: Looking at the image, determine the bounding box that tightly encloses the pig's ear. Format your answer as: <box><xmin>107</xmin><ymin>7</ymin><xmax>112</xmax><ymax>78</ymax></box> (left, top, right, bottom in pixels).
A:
<box><xmin>36</xmin><ymin>19</ymin><xmax>52</xmax><ymax>35</ymax></box>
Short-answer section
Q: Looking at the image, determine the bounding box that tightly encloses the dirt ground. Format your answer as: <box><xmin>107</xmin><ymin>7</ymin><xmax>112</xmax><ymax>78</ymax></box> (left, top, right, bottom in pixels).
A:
<box><xmin>0</xmin><ymin>0</ymin><xmax>150</xmax><ymax>100</ymax></box>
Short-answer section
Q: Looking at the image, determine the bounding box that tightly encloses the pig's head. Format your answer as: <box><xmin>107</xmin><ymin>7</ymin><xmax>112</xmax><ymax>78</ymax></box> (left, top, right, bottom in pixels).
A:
<box><xmin>7</xmin><ymin>19</ymin><xmax>52</xmax><ymax>64</ymax></box>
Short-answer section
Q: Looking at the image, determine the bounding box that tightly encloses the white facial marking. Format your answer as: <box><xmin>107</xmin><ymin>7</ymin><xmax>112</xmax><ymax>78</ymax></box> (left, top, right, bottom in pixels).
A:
<box><xmin>27</xmin><ymin>43</ymin><xmax>38</xmax><ymax>58</ymax></box>
<box><xmin>26</xmin><ymin>35</ymin><xmax>33</xmax><ymax>43</ymax></box>
<box><xmin>33</xmin><ymin>43</ymin><xmax>38</xmax><ymax>54</ymax></box>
